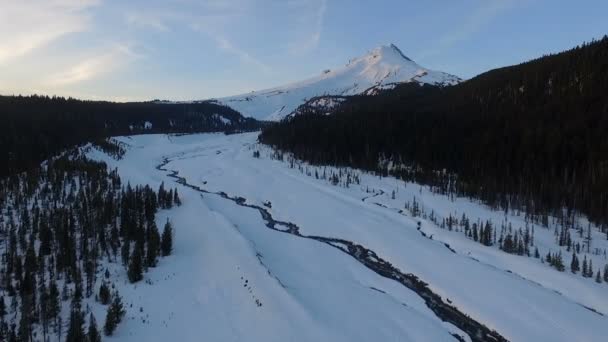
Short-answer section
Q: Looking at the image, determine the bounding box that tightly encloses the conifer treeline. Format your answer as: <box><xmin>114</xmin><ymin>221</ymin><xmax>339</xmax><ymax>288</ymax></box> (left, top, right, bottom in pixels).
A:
<box><xmin>275</xmin><ymin>151</ymin><xmax>608</xmax><ymax>281</ymax></box>
<box><xmin>0</xmin><ymin>95</ymin><xmax>263</xmax><ymax>178</ymax></box>
<box><xmin>260</xmin><ymin>36</ymin><xmax>608</xmax><ymax>227</ymax></box>
<box><xmin>0</xmin><ymin>148</ymin><xmax>179</xmax><ymax>340</ymax></box>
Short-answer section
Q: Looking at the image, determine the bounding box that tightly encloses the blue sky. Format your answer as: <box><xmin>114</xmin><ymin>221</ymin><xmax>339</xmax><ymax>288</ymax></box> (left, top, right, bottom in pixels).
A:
<box><xmin>0</xmin><ymin>0</ymin><xmax>606</xmax><ymax>101</ymax></box>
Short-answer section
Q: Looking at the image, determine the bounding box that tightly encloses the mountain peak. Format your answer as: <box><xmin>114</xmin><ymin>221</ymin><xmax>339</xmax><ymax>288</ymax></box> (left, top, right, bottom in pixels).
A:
<box><xmin>214</xmin><ymin>44</ymin><xmax>461</xmax><ymax>121</ymax></box>
<box><xmin>365</xmin><ymin>44</ymin><xmax>413</xmax><ymax>63</ymax></box>
<box><xmin>384</xmin><ymin>44</ymin><xmax>412</xmax><ymax>61</ymax></box>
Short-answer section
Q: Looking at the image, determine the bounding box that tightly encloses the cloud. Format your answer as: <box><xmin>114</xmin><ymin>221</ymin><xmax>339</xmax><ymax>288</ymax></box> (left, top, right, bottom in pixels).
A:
<box><xmin>420</xmin><ymin>0</ymin><xmax>517</xmax><ymax>58</ymax></box>
<box><xmin>0</xmin><ymin>0</ymin><xmax>331</xmax><ymax>98</ymax></box>
<box><xmin>287</xmin><ymin>0</ymin><xmax>327</xmax><ymax>54</ymax></box>
<box><xmin>0</xmin><ymin>0</ymin><xmax>99</xmax><ymax>64</ymax></box>
<box><xmin>122</xmin><ymin>0</ymin><xmax>266</xmax><ymax>71</ymax></box>
<box><xmin>212</xmin><ymin>35</ymin><xmax>271</xmax><ymax>72</ymax></box>
<box><xmin>189</xmin><ymin>14</ymin><xmax>270</xmax><ymax>73</ymax></box>
<box><xmin>47</xmin><ymin>44</ymin><xmax>142</xmax><ymax>86</ymax></box>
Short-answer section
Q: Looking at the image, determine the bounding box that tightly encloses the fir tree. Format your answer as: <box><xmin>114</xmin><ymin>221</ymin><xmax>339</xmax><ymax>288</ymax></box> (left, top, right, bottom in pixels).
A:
<box><xmin>128</xmin><ymin>245</ymin><xmax>144</xmax><ymax>283</ymax></box>
<box><xmin>39</xmin><ymin>282</ymin><xmax>50</xmax><ymax>341</ymax></box>
<box><xmin>48</xmin><ymin>280</ymin><xmax>60</xmax><ymax>327</ymax></box>
<box><xmin>65</xmin><ymin>306</ymin><xmax>86</xmax><ymax>342</ymax></box>
<box><xmin>0</xmin><ymin>296</ymin><xmax>5</xmax><ymax>320</ymax></box>
<box><xmin>146</xmin><ymin>222</ymin><xmax>161</xmax><ymax>267</ymax></box>
<box><xmin>570</xmin><ymin>252</ymin><xmax>580</xmax><ymax>273</ymax></box>
<box><xmin>582</xmin><ymin>256</ymin><xmax>589</xmax><ymax>277</ymax></box>
<box><xmin>88</xmin><ymin>313</ymin><xmax>101</xmax><ymax>342</ymax></box>
<box><xmin>161</xmin><ymin>219</ymin><xmax>173</xmax><ymax>257</ymax></box>
<box><xmin>17</xmin><ymin>296</ymin><xmax>33</xmax><ymax>342</ymax></box>
<box><xmin>173</xmin><ymin>188</ymin><xmax>182</xmax><ymax>206</ymax></box>
<box><xmin>167</xmin><ymin>189</ymin><xmax>174</xmax><ymax>208</ymax></box>
<box><xmin>99</xmin><ymin>282</ymin><xmax>111</xmax><ymax>305</ymax></box>
<box><xmin>472</xmin><ymin>224</ymin><xmax>479</xmax><ymax>242</ymax></box>
<box><xmin>554</xmin><ymin>252</ymin><xmax>565</xmax><ymax>272</ymax></box>
<box><xmin>104</xmin><ymin>291</ymin><xmax>126</xmax><ymax>336</ymax></box>
<box><xmin>121</xmin><ymin>238</ymin><xmax>130</xmax><ymax>267</ymax></box>
<box><xmin>596</xmin><ymin>270</ymin><xmax>603</xmax><ymax>283</ymax></box>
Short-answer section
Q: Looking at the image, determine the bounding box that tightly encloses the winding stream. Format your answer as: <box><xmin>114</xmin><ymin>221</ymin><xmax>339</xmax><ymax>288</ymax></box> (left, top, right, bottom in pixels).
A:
<box><xmin>157</xmin><ymin>156</ymin><xmax>507</xmax><ymax>342</ymax></box>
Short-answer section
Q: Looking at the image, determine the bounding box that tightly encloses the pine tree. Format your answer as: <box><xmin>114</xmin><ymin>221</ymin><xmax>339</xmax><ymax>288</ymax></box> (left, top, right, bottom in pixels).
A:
<box><xmin>128</xmin><ymin>245</ymin><xmax>144</xmax><ymax>283</ymax></box>
<box><xmin>158</xmin><ymin>182</ymin><xmax>166</xmax><ymax>209</ymax></box>
<box><xmin>146</xmin><ymin>222</ymin><xmax>161</xmax><ymax>267</ymax></box>
<box><xmin>596</xmin><ymin>270</ymin><xmax>603</xmax><ymax>283</ymax></box>
<box><xmin>88</xmin><ymin>313</ymin><xmax>101</xmax><ymax>342</ymax></box>
<box><xmin>65</xmin><ymin>306</ymin><xmax>85</xmax><ymax>342</ymax></box>
<box><xmin>582</xmin><ymin>256</ymin><xmax>589</xmax><ymax>277</ymax></box>
<box><xmin>121</xmin><ymin>238</ymin><xmax>130</xmax><ymax>267</ymax></box>
<box><xmin>604</xmin><ymin>264</ymin><xmax>608</xmax><ymax>283</ymax></box>
<box><xmin>554</xmin><ymin>252</ymin><xmax>565</xmax><ymax>272</ymax></box>
<box><xmin>17</xmin><ymin>296</ymin><xmax>33</xmax><ymax>342</ymax></box>
<box><xmin>472</xmin><ymin>224</ymin><xmax>479</xmax><ymax>242</ymax></box>
<box><xmin>99</xmin><ymin>282</ymin><xmax>111</xmax><ymax>305</ymax></box>
<box><xmin>48</xmin><ymin>279</ymin><xmax>60</xmax><ymax>324</ymax></box>
<box><xmin>167</xmin><ymin>189</ymin><xmax>174</xmax><ymax>208</ymax></box>
<box><xmin>104</xmin><ymin>291</ymin><xmax>126</xmax><ymax>336</ymax></box>
<box><xmin>39</xmin><ymin>281</ymin><xmax>50</xmax><ymax>341</ymax></box>
<box><xmin>173</xmin><ymin>188</ymin><xmax>181</xmax><ymax>206</ymax></box>
<box><xmin>111</xmin><ymin>222</ymin><xmax>120</xmax><ymax>257</ymax></box>
<box><xmin>0</xmin><ymin>296</ymin><xmax>5</xmax><ymax>319</ymax></box>
<box><xmin>161</xmin><ymin>219</ymin><xmax>173</xmax><ymax>257</ymax></box>
<box><xmin>104</xmin><ymin>306</ymin><xmax>116</xmax><ymax>336</ymax></box>
<box><xmin>0</xmin><ymin>296</ymin><xmax>6</xmax><ymax>321</ymax></box>
<box><xmin>570</xmin><ymin>252</ymin><xmax>580</xmax><ymax>273</ymax></box>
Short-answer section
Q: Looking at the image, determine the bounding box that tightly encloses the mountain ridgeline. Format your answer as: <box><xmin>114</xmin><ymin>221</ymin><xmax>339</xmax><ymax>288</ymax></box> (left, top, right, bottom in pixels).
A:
<box><xmin>0</xmin><ymin>96</ymin><xmax>262</xmax><ymax>178</ymax></box>
<box><xmin>260</xmin><ymin>36</ymin><xmax>608</xmax><ymax>227</ymax></box>
<box><xmin>215</xmin><ymin>44</ymin><xmax>461</xmax><ymax>121</ymax></box>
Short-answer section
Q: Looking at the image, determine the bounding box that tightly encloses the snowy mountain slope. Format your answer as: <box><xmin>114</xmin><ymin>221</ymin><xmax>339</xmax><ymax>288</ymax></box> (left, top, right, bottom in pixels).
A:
<box><xmin>212</xmin><ymin>44</ymin><xmax>461</xmax><ymax>121</ymax></box>
<box><xmin>84</xmin><ymin>132</ymin><xmax>608</xmax><ymax>341</ymax></box>
<box><xmin>84</xmin><ymin>135</ymin><xmax>465</xmax><ymax>342</ymax></box>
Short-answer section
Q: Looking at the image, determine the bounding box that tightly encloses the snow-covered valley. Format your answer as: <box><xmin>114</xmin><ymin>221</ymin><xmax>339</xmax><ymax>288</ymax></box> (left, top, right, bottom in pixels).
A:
<box><xmin>78</xmin><ymin>132</ymin><xmax>608</xmax><ymax>341</ymax></box>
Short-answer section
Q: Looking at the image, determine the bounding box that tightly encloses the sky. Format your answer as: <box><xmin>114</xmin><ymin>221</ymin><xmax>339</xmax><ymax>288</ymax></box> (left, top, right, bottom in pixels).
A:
<box><xmin>0</xmin><ymin>0</ymin><xmax>607</xmax><ymax>101</ymax></box>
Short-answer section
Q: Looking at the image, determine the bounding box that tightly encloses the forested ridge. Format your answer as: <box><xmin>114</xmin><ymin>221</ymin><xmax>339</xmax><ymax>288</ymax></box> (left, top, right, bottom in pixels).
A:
<box><xmin>260</xmin><ymin>36</ymin><xmax>608</xmax><ymax>227</ymax></box>
<box><xmin>0</xmin><ymin>141</ymin><xmax>179</xmax><ymax>341</ymax></box>
<box><xmin>0</xmin><ymin>96</ymin><xmax>263</xmax><ymax>178</ymax></box>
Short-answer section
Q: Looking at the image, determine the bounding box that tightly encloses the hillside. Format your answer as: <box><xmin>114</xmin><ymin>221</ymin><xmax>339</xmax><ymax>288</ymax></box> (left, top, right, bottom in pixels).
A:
<box><xmin>213</xmin><ymin>44</ymin><xmax>460</xmax><ymax>121</ymax></box>
<box><xmin>2</xmin><ymin>132</ymin><xmax>608</xmax><ymax>341</ymax></box>
<box><xmin>0</xmin><ymin>95</ymin><xmax>262</xmax><ymax>178</ymax></box>
<box><xmin>260</xmin><ymin>36</ymin><xmax>608</xmax><ymax>228</ymax></box>
<box><xmin>82</xmin><ymin>133</ymin><xmax>608</xmax><ymax>341</ymax></box>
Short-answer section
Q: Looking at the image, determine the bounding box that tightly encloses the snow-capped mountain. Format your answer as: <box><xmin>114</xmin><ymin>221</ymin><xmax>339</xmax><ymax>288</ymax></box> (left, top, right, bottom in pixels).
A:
<box><xmin>213</xmin><ymin>44</ymin><xmax>461</xmax><ymax>121</ymax></box>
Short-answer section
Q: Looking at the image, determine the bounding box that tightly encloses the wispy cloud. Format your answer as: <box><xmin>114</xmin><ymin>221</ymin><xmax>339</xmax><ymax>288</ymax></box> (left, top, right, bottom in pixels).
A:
<box><xmin>212</xmin><ymin>35</ymin><xmax>271</xmax><ymax>72</ymax></box>
<box><xmin>189</xmin><ymin>11</ymin><xmax>270</xmax><ymax>73</ymax></box>
<box><xmin>0</xmin><ymin>0</ymin><xmax>99</xmax><ymax>64</ymax></box>
<box><xmin>121</xmin><ymin>0</ymin><xmax>269</xmax><ymax>71</ymax></box>
<box><xmin>47</xmin><ymin>44</ymin><xmax>142</xmax><ymax>86</ymax></box>
<box><xmin>287</xmin><ymin>0</ymin><xmax>327</xmax><ymax>54</ymax></box>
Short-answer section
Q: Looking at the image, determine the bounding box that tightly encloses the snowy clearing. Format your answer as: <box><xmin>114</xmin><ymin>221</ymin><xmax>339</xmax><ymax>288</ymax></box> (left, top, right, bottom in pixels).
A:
<box><xmin>85</xmin><ymin>132</ymin><xmax>608</xmax><ymax>341</ymax></box>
